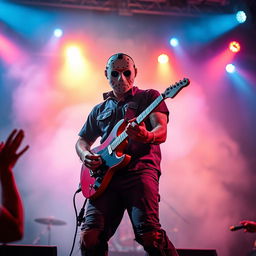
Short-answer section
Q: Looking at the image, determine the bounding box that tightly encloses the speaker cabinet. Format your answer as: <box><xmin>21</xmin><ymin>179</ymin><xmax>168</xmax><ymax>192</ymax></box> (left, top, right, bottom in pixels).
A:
<box><xmin>177</xmin><ymin>249</ymin><xmax>218</xmax><ymax>256</ymax></box>
<box><xmin>110</xmin><ymin>252</ymin><xmax>143</xmax><ymax>256</ymax></box>
<box><xmin>109</xmin><ymin>249</ymin><xmax>218</xmax><ymax>256</ymax></box>
<box><xmin>0</xmin><ymin>244</ymin><xmax>57</xmax><ymax>256</ymax></box>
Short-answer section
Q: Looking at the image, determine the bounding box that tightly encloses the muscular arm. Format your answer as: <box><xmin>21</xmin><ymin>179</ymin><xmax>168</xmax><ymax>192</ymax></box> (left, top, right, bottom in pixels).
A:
<box><xmin>75</xmin><ymin>137</ymin><xmax>93</xmax><ymax>162</ymax></box>
<box><xmin>148</xmin><ymin>111</ymin><xmax>167</xmax><ymax>144</ymax></box>
<box><xmin>126</xmin><ymin>111</ymin><xmax>168</xmax><ymax>144</ymax></box>
<box><xmin>75</xmin><ymin>137</ymin><xmax>102</xmax><ymax>170</ymax></box>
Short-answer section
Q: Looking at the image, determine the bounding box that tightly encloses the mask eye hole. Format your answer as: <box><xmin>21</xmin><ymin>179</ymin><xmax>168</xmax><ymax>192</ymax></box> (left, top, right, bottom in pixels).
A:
<box><xmin>111</xmin><ymin>71</ymin><xmax>119</xmax><ymax>77</ymax></box>
<box><xmin>123</xmin><ymin>70</ymin><xmax>131</xmax><ymax>77</ymax></box>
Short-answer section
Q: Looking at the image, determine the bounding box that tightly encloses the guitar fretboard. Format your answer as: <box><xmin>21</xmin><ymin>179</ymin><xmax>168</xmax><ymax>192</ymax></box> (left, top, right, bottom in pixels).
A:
<box><xmin>110</xmin><ymin>94</ymin><xmax>164</xmax><ymax>151</ymax></box>
<box><xmin>136</xmin><ymin>94</ymin><xmax>163</xmax><ymax>124</ymax></box>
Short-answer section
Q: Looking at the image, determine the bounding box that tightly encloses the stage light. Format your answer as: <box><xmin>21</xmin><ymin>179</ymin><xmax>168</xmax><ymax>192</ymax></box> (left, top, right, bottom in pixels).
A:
<box><xmin>169</xmin><ymin>38</ymin><xmax>179</xmax><ymax>47</ymax></box>
<box><xmin>158</xmin><ymin>54</ymin><xmax>169</xmax><ymax>64</ymax></box>
<box><xmin>66</xmin><ymin>46</ymin><xmax>81</xmax><ymax>60</ymax></box>
<box><xmin>64</xmin><ymin>45</ymin><xmax>86</xmax><ymax>69</ymax></box>
<box><xmin>54</xmin><ymin>28</ymin><xmax>63</xmax><ymax>38</ymax></box>
<box><xmin>229</xmin><ymin>41</ymin><xmax>240</xmax><ymax>53</ymax></box>
<box><xmin>59</xmin><ymin>44</ymin><xmax>88</xmax><ymax>89</ymax></box>
<box><xmin>226</xmin><ymin>64</ymin><xmax>236</xmax><ymax>73</ymax></box>
<box><xmin>236</xmin><ymin>11</ymin><xmax>247</xmax><ymax>23</ymax></box>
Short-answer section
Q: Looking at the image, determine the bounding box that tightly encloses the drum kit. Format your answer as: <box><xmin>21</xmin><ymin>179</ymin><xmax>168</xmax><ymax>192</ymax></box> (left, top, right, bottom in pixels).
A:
<box><xmin>33</xmin><ymin>216</ymin><xmax>66</xmax><ymax>245</ymax></box>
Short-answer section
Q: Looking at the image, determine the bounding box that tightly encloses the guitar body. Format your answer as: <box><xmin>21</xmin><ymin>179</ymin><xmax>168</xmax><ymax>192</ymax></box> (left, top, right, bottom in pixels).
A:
<box><xmin>80</xmin><ymin>119</ymin><xmax>131</xmax><ymax>200</ymax></box>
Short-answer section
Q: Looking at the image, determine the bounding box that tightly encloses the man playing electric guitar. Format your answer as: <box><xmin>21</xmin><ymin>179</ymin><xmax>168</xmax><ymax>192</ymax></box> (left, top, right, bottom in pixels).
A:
<box><xmin>76</xmin><ymin>53</ymin><xmax>180</xmax><ymax>256</ymax></box>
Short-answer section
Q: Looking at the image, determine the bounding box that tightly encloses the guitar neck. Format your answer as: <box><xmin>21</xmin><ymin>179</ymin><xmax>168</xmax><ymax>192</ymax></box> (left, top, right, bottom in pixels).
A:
<box><xmin>136</xmin><ymin>94</ymin><xmax>164</xmax><ymax>125</ymax></box>
<box><xmin>110</xmin><ymin>94</ymin><xmax>164</xmax><ymax>151</ymax></box>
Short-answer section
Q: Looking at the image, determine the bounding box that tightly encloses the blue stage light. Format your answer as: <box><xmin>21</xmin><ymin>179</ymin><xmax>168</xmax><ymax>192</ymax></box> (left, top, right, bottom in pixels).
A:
<box><xmin>226</xmin><ymin>64</ymin><xmax>236</xmax><ymax>73</ymax></box>
<box><xmin>169</xmin><ymin>38</ymin><xmax>179</xmax><ymax>47</ymax></box>
<box><xmin>236</xmin><ymin>11</ymin><xmax>247</xmax><ymax>23</ymax></box>
<box><xmin>54</xmin><ymin>28</ymin><xmax>63</xmax><ymax>38</ymax></box>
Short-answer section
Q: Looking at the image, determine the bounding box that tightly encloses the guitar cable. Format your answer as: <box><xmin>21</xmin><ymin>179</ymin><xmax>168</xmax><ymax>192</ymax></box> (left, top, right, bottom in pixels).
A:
<box><xmin>68</xmin><ymin>186</ymin><xmax>87</xmax><ymax>256</ymax></box>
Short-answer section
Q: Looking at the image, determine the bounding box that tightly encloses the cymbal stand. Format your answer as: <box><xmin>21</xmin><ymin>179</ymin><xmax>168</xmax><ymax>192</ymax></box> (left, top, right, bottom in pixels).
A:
<box><xmin>33</xmin><ymin>223</ymin><xmax>52</xmax><ymax>245</ymax></box>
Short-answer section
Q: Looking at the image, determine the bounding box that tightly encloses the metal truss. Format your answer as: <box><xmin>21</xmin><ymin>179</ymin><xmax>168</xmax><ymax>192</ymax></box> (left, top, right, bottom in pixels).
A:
<box><xmin>11</xmin><ymin>0</ymin><xmax>234</xmax><ymax>17</ymax></box>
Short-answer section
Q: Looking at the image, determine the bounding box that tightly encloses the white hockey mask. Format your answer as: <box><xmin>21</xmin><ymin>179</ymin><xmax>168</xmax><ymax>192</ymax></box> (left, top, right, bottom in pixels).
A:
<box><xmin>105</xmin><ymin>53</ymin><xmax>137</xmax><ymax>95</ymax></box>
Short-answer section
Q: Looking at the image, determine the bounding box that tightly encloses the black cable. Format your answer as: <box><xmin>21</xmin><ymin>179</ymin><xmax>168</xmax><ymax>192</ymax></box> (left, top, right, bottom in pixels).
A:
<box><xmin>68</xmin><ymin>188</ymin><xmax>87</xmax><ymax>256</ymax></box>
<box><xmin>77</xmin><ymin>198</ymin><xmax>87</xmax><ymax>227</ymax></box>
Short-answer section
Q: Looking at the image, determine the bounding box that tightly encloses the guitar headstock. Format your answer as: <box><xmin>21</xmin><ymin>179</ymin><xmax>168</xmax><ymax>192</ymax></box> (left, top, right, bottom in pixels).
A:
<box><xmin>163</xmin><ymin>78</ymin><xmax>190</xmax><ymax>99</ymax></box>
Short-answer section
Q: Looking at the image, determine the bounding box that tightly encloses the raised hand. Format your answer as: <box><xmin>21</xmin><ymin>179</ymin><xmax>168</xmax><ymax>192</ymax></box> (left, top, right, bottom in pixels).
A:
<box><xmin>0</xmin><ymin>129</ymin><xmax>29</xmax><ymax>170</ymax></box>
<box><xmin>240</xmin><ymin>220</ymin><xmax>256</xmax><ymax>233</ymax></box>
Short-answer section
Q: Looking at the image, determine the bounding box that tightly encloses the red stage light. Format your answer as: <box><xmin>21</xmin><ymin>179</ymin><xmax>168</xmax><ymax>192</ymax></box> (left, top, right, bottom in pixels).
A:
<box><xmin>229</xmin><ymin>41</ymin><xmax>240</xmax><ymax>53</ymax></box>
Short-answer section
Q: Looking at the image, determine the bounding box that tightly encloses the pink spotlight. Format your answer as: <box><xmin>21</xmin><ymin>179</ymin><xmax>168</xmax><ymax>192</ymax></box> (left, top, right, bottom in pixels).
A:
<box><xmin>0</xmin><ymin>35</ymin><xmax>24</xmax><ymax>64</ymax></box>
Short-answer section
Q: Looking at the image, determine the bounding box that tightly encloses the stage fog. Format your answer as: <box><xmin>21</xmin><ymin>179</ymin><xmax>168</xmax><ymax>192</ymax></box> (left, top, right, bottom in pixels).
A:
<box><xmin>0</xmin><ymin>2</ymin><xmax>256</xmax><ymax>256</ymax></box>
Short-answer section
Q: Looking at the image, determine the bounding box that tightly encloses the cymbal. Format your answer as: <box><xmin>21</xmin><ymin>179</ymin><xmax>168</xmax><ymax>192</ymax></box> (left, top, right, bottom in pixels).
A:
<box><xmin>34</xmin><ymin>217</ymin><xmax>66</xmax><ymax>226</ymax></box>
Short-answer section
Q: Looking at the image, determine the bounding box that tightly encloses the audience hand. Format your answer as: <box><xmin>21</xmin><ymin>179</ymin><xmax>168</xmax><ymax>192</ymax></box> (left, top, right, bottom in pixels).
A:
<box><xmin>240</xmin><ymin>220</ymin><xmax>256</xmax><ymax>233</ymax></box>
<box><xmin>0</xmin><ymin>129</ymin><xmax>29</xmax><ymax>171</ymax></box>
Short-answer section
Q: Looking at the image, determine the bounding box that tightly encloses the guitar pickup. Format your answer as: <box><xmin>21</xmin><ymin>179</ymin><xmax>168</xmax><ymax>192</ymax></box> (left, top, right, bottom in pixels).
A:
<box><xmin>107</xmin><ymin>145</ymin><xmax>113</xmax><ymax>155</ymax></box>
<box><xmin>93</xmin><ymin>177</ymin><xmax>102</xmax><ymax>190</ymax></box>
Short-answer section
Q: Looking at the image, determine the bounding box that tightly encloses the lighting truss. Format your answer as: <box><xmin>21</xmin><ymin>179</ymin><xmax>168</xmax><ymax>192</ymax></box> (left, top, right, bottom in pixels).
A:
<box><xmin>11</xmin><ymin>0</ymin><xmax>233</xmax><ymax>17</ymax></box>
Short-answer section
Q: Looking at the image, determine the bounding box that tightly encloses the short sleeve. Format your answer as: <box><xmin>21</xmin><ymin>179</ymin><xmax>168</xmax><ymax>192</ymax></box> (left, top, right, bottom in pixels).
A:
<box><xmin>78</xmin><ymin>107</ymin><xmax>101</xmax><ymax>144</ymax></box>
<box><xmin>147</xmin><ymin>89</ymin><xmax>169</xmax><ymax>122</ymax></box>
